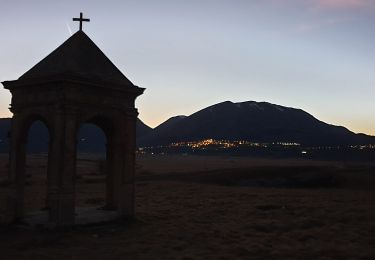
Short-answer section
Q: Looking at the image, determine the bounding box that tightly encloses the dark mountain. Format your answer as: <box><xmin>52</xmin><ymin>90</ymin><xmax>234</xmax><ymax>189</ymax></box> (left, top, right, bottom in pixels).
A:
<box><xmin>154</xmin><ymin>115</ymin><xmax>187</xmax><ymax>132</ymax></box>
<box><xmin>138</xmin><ymin>101</ymin><xmax>375</xmax><ymax>147</ymax></box>
<box><xmin>0</xmin><ymin>118</ymin><xmax>152</xmax><ymax>153</ymax></box>
<box><xmin>137</xmin><ymin>119</ymin><xmax>153</xmax><ymax>137</ymax></box>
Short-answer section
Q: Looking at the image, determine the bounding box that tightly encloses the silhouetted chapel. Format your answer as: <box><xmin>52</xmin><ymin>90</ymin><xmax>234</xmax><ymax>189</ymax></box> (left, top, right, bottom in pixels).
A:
<box><xmin>2</xmin><ymin>14</ymin><xmax>144</xmax><ymax>226</ymax></box>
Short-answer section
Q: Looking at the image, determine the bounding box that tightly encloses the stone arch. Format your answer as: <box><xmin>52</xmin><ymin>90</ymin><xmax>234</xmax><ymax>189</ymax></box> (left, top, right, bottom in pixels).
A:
<box><xmin>75</xmin><ymin>111</ymin><xmax>134</xmax><ymax>212</ymax></box>
<box><xmin>83</xmin><ymin>114</ymin><xmax>115</xmax><ymax>139</ymax></box>
<box><xmin>7</xmin><ymin>113</ymin><xmax>53</xmax><ymax>220</ymax></box>
<box><xmin>76</xmin><ymin>114</ymin><xmax>115</xmax><ymax>212</ymax></box>
<box><xmin>18</xmin><ymin>114</ymin><xmax>52</xmax><ymax>142</ymax></box>
<box><xmin>23</xmin><ymin>119</ymin><xmax>51</xmax><ymax>214</ymax></box>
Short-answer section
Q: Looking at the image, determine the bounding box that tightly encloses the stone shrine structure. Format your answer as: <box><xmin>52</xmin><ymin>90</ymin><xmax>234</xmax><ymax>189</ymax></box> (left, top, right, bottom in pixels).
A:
<box><xmin>1</xmin><ymin>14</ymin><xmax>144</xmax><ymax>226</ymax></box>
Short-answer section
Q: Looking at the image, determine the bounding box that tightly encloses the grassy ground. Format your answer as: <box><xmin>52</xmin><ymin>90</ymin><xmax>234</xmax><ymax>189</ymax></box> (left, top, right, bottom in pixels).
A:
<box><xmin>0</xmin><ymin>154</ymin><xmax>375</xmax><ymax>259</ymax></box>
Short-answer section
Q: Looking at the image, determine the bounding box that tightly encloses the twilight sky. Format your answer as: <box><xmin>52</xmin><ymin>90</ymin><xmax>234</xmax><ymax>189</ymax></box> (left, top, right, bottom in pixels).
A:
<box><xmin>0</xmin><ymin>0</ymin><xmax>374</xmax><ymax>134</ymax></box>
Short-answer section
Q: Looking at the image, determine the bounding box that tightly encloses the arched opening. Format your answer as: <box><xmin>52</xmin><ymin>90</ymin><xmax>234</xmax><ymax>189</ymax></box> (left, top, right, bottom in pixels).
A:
<box><xmin>75</xmin><ymin>116</ymin><xmax>117</xmax><ymax>223</ymax></box>
<box><xmin>22</xmin><ymin>118</ymin><xmax>51</xmax><ymax>223</ymax></box>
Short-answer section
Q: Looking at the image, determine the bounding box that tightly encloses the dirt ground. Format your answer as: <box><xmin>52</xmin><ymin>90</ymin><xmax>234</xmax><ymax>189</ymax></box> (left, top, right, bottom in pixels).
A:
<box><xmin>0</xmin><ymin>154</ymin><xmax>375</xmax><ymax>259</ymax></box>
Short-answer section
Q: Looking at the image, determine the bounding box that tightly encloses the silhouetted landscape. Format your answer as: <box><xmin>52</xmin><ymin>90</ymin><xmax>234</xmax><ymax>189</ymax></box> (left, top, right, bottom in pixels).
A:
<box><xmin>1</xmin><ymin>2</ymin><xmax>375</xmax><ymax>259</ymax></box>
<box><xmin>2</xmin><ymin>48</ymin><xmax>375</xmax><ymax>257</ymax></box>
<box><xmin>2</xmin><ymin>100</ymin><xmax>374</xmax><ymax>161</ymax></box>
<box><xmin>1</xmin><ymin>99</ymin><xmax>374</xmax><ymax>258</ymax></box>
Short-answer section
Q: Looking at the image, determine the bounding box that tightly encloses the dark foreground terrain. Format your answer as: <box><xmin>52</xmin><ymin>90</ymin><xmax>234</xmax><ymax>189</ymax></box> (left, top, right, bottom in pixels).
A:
<box><xmin>0</xmin><ymin>154</ymin><xmax>375</xmax><ymax>259</ymax></box>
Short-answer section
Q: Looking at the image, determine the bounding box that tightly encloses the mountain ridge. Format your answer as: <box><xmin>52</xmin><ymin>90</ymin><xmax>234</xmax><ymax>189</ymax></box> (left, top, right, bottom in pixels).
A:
<box><xmin>1</xmin><ymin>100</ymin><xmax>374</xmax><ymax>153</ymax></box>
<box><xmin>138</xmin><ymin>100</ymin><xmax>374</xmax><ymax>147</ymax></box>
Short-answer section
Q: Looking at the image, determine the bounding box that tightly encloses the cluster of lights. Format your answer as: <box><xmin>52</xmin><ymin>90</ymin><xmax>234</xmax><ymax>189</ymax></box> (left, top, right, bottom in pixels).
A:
<box><xmin>308</xmin><ymin>145</ymin><xmax>375</xmax><ymax>150</ymax></box>
<box><xmin>171</xmin><ymin>139</ymin><xmax>236</xmax><ymax>149</ymax></box>
<box><xmin>138</xmin><ymin>139</ymin><xmax>375</xmax><ymax>152</ymax></box>
<box><xmin>274</xmin><ymin>142</ymin><xmax>300</xmax><ymax>146</ymax></box>
<box><xmin>169</xmin><ymin>139</ymin><xmax>301</xmax><ymax>149</ymax></box>
<box><xmin>349</xmin><ymin>144</ymin><xmax>375</xmax><ymax>150</ymax></box>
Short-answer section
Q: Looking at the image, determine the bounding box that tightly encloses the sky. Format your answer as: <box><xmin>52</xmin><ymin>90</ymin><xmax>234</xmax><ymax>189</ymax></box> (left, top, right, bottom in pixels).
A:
<box><xmin>0</xmin><ymin>0</ymin><xmax>374</xmax><ymax>134</ymax></box>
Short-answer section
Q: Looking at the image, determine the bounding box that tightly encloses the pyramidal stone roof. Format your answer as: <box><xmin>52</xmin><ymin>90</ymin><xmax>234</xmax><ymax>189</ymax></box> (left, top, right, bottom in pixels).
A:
<box><xmin>19</xmin><ymin>31</ymin><xmax>134</xmax><ymax>87</ymax></box>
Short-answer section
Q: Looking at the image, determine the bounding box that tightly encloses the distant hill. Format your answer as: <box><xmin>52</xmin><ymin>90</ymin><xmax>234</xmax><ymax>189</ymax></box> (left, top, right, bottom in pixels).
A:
<box><xmin>2</xmin><ymin>101</ymin><xmax>375</xmax><ymax>153</ymax></box>
<box><xmin>154</xmin><ymin>115</ymin><xmax>187</xmax><ymax>132</ymax></box>
<box><xmin>137</xmin><ymin>119</ymin><xmax>153</xmax><ymax>138</ymax></box>
<box><xmin>138</xmin><ymin>101</ymin><xmax>375</xmax><ymax>147</ymax></box>
<box><xmin>0</xmin><ymin>118</ymin><xmax>152</xmax><ymax>153</ymax></box>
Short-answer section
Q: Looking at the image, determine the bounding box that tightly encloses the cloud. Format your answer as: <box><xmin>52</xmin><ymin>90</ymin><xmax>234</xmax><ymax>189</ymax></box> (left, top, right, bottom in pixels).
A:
<box><xmin>293</xmin><ymin>17</ymin><xmax>356</xmax><ymax>33</ymax></box>
<box><xmin>267</xmin><ymin>16</ymin><xmax>357</xmax><ymax>38</ymax></box>
<box><xmin>315</xmin><ymin>0</ymin><xmax>371</xmax><ymax>9</ymax></box>
<box><xmin>266</xmin><ymin>0</ymin><xmax>373</xmax><ymax>10</ymax></box>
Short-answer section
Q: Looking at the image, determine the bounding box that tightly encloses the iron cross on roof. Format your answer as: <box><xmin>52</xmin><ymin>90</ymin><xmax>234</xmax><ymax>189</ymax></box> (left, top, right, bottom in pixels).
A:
<box><xmin>73</xmin><ymin>12</ymin><xmax>90</xmax><ymax>31</ymax></box>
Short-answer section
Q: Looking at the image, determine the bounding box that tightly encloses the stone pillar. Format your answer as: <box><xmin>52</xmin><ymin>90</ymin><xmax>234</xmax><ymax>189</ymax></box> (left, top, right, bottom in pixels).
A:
<box><xmin>7</xmin><ymin>114</ymin><xmax>27</xmax><ymax>221</ymax></box>
<box><xmin>105</xmin><ymin>140</ymin><xmax>115</xmax><ymax>209</ymax></box>
<box><xmin>117</xmin><ymin>110</ymin><xmax>138</xmax><ymax>217</ymax></box>
<box><xmin>47</xmin><ymin>109</ymin><xmax>77</xmax><ymax>227</ymax></box>
<box><xmin>110</xmin><ymin>134</ymin><xmax>126</xmax><ymax>212</ymax></box>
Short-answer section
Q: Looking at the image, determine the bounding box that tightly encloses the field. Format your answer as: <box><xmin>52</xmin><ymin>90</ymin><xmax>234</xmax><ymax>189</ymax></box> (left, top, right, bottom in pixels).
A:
<box><xmin>0</xmin><ymin>154</ymin><xmax>375</xmax><ymax>259</ymax></box>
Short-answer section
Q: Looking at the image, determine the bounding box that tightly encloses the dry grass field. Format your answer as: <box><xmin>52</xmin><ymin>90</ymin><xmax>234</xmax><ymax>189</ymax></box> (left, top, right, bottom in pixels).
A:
<box><xmin>0</xmin><ymin>154</ymin><xmax>375</xmax><ymax>259</ymax></box>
